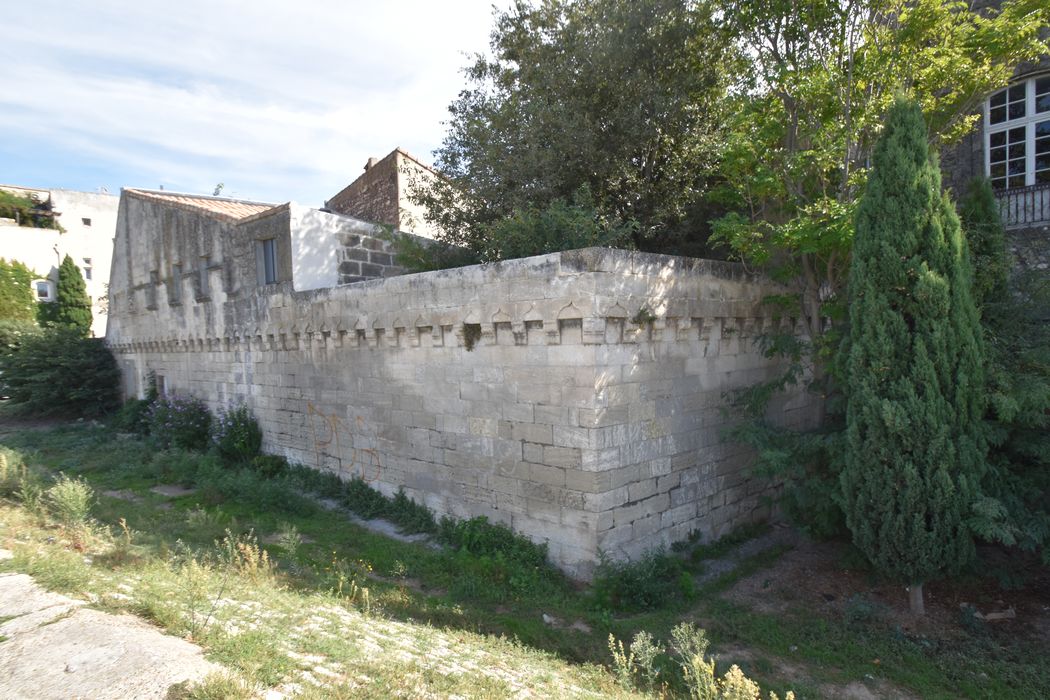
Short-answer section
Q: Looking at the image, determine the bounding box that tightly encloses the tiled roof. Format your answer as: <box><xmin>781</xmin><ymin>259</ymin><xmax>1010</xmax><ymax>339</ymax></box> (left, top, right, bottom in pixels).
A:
<box><xmin>124</xmin><ymin>188</ymin><xmax>277</xmax><ymax>222</ymax></box>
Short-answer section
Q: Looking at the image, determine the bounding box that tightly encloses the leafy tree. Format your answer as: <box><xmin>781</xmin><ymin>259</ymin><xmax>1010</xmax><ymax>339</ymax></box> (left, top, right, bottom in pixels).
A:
<box><xmin>719</xmin><ymin>0</ymin><xmax>1048</xmax><ymax>539</ymax></box>
<box><xmin>711</xmin><ymin>0</ymin><xmax>1049</xmax><ymax>385</ymax></box>
<box><xmin>0</xmin><ymin>258</ymin><xmax>37</xmax><ymax>322</ymax></box>
<box><xmin>841</xmin><ymin>98</ymin><xmax>987</xmax><ymax>616</ymax></box>
<box><xmin>42</xmin><ymin>254</ymin><xmax>93</xmax><ymax>336</ymax></box>
<box><xmin>411</xmin><ymin>0</ymin><xmax>735</xmax><ymax>263</ymax></box>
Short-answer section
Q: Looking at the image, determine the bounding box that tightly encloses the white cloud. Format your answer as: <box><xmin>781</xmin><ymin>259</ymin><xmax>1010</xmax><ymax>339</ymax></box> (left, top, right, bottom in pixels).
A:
<box><xmin>0</xmin><ymin>0</ymin><xmax>503</xmax><ymax>203</ymax></box>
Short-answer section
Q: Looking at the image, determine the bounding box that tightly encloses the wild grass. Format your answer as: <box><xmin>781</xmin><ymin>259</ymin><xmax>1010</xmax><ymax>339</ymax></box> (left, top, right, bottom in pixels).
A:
<box><xmin>1</xmin><ymin>423</ymin><xmax>1047</xmax><ymax>699</ymax></box>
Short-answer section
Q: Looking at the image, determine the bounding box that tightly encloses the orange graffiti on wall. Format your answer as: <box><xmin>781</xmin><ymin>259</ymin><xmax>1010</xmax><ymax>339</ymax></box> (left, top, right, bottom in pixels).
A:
<box><xmin>306</xmin><ymin>402</ymin><xmax>381</xmax><ymax>482</ymax></box>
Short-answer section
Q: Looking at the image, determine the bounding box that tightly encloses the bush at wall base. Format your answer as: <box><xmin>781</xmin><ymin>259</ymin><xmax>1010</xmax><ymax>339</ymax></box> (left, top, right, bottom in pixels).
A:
<box><xmin>212</xmin><ymin>403</ymin><xmax>263</xmax><ymax>464</ymax></box>
<box><xmin>0</xmin><ymin>328</ymin><xmax>119</xmax><ymax>417</ymax></box>
<box><xmin>146</xmin><ymin>396</ymin><xmax>212</xmax><ymax>451</ymax></box>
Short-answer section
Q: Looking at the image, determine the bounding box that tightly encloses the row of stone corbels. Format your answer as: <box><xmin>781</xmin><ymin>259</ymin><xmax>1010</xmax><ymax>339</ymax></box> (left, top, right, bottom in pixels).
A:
<box><xmin>109</xmin><ymin>307</ymin><xmax>807</xmax><ymax>355</ymax></box>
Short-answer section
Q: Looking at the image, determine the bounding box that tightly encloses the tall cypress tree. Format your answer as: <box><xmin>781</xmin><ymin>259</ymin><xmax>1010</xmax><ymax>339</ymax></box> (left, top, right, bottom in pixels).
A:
<box><xmin>841</xmin><ymin>97</ymin><xmax>987</xmax><ymax>616</ymax></box>
<box><xmin>48</xmin><ymin>254</ymin><xmax>93</xmax><ymax>337</ymax></box>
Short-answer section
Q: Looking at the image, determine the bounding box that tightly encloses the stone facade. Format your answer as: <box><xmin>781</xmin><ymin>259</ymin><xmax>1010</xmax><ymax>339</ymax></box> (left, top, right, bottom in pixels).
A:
<box><xmin>107</xmin><ymin>190</ymin><xmax>819</xmax><ymax>578</ymax></box>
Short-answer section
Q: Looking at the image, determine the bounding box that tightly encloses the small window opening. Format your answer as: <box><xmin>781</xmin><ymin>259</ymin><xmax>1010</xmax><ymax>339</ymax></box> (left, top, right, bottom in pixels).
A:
<box><xmin>170</xmin><ymin>264</ymin><xmax>182</xmax><ymax>303</ymax></box>
<box><xmin>82</xmin><ymin>217</ymin><xmax>91</xmax><ymax>226</ymax></box>
<box><xmin>258</xmin><ymin>239</ymin><xmax>278</xmax><ymax>285</ymax></box>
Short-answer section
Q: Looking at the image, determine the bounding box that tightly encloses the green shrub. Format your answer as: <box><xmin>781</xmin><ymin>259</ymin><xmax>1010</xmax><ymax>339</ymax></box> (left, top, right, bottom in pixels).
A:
<box><xmin>0</xmin><ymin>328</ymin><xmax>119</xmax><ymax>416</ymax></box>
<box><xmin>45</xmin><ymin>474</ymin><xmax>94</xmax><ymax>528</ymax></box>
<box><xmin>249</xmin><ymin>454</ymin><xmax>288</xmax><ymax>478</ymax></box>
<box><xmin>343</xmin><ymin>476</ymin><xmax>390</xmax><ymax>519</ymax></box>
<box><xmin>148</xmin><ymin>396</ymin><xmax>212</xmax><ymax>451</ymax></box>
<box><xmin>389</xmin><ymin>488</ymin><xmax>437</xmax><ymax>534</ymax></box>
<box><xmin>113</xmin><ymin>398</ymin><xmax>154</xmax><ymax>435</ymax></box>
<box><xmin>212</xmin><ymin>403</ymin><xmax>263</xmax><ymax>464</ymax></box>
<box><xmin>0</xmin><ymin>319</ymin><xmax>41</xmax><ymax>358</ymax></box>
<box><xmin>437</xmin><ymin>515</ymin><xmax>547</xmax><ymax>568</ymax></box>
<box><xmin>593</xmin><ymin>547</ymin><xmax>694</xmax><ymax>612</ymax></box>
<box><xmin>284</xmin><ymin>463</ymin><xmax>346</xmax><ymax>499</ymax></box>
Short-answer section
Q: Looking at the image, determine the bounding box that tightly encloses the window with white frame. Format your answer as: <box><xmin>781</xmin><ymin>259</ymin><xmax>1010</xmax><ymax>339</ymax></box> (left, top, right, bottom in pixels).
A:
<box><xmin>985</xmin><ymin>74</ymin><xmax>1050</xmax><ymax>190</ymax></box>
<box><xmin>34</xmin><ymin>279</ymin><xmax>55</xmax><ymax>302</ymax></box>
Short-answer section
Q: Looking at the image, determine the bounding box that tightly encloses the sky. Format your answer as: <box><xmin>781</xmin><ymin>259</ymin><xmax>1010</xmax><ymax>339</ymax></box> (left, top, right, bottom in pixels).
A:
<box><xmin>0</xmin><ymin>1</ymin><xmax>502</xmax><ymax>206</ymax></box>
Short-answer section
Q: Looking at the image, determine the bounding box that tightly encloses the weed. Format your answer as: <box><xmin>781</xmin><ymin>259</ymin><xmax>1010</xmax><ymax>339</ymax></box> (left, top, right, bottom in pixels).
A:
<box><xmin>462</xmin><ymin>322</ymin><xmax>482</xmax><ymax>351</ymax></box>
<box><xmin>0</xmin><ymin>446</ymin><xmax>27</xmax><ymax>497</ymax></box>
<box><xmin>168</xmin><ymin>672</ymin><xmax>253</xmax><ymax>700</ymax></box>
<box><xmin>212</xmin><ymin>403</ymin><xmax>263</xmax><ymax>465</ymax></box>
<box><xmin>389</xmin><ymin>487</ymin><xmax>437</xmax><ymax>533</ymax></box>
<box><xmin>593</xmin><ymin>547</ymin><xmax>693</xmax><ymax>612</ymax></box>
<box><xmin>608</xmin><ymin>633</ymin><xmax>635</xmax><ymax>690</ymax></box>
<box><xmin>217</xmin><ymin>529</ymin><xmax>275</xmax><ymax>582</ymax></box>
<box><xmin>438</xmin><ymin>515</ymin><xmax>547</xmax><ymax>568</ymax></box>
<box><xmin>631</xmin><ymin>306</ymin><xmax>657</xmax><ymax>327</ymax></box>
<box><xmin>45</xmin><ymin>474</ymin><xmax>94</xmax><ymax>530</ymax></box>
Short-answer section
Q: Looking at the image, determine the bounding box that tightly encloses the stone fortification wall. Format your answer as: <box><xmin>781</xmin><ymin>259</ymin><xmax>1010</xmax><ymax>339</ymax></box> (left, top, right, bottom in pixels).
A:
<box><xmin>109</xmin><ymin>236</ymin><xmax>818</xmax><ymax>577</ymax></box>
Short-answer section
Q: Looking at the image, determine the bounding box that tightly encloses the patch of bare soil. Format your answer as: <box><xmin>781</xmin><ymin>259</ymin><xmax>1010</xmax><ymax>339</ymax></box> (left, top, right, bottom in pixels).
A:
<box><xmin>723</xmin><ymin>531</ymin><xmax>1050</xmax><ymax>642</ymax></box>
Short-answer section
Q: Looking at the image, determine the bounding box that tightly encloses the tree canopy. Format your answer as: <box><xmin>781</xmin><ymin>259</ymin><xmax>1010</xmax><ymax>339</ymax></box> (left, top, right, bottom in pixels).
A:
<box><xmin>0</xmin><ymin>258</ymin><xmax>37</xmax><ymax>323</ymax></box>
<box><xmin>411</xmin><ymin>0</ymin><xmax>737</xmax><ymax>262</ymax></box>
<box><xmin>42</xmin><ymin>255</ymin><xmax>93</xmax><ymax>337</ymax></box>
<box><xmin>710</xmin><ymin>0</ymin><xmax>1050</xmax><ymax>356</ymax></box>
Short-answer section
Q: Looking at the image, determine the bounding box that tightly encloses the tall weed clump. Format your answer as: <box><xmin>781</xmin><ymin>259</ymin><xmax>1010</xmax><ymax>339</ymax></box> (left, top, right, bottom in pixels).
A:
<box><xmin>608</xmin><ymin>622</ymin><xmax>794</xmax><ymax>698</ymax></box>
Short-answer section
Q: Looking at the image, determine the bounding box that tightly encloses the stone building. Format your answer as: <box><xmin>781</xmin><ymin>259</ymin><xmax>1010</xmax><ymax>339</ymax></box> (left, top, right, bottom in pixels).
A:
<box><xmin>0</xmin><ymin>185</ymin><xmax>119</xmax><ymax>336</ymax></box>
<box><xmin>106</xmin><ymin>186</ymin><xmax>819</xmax><ymax>578</ymax></box>
<box><xmin>324</xmin><ymin>148</ymin><xmax>443</xmax><ymax>240</ymax></box>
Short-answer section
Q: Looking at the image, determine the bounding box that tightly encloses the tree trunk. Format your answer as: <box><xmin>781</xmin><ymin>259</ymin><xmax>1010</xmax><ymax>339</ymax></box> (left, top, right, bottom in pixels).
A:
<box><xmin>908</xmin><ymin>583</ymin><xmax>925</xmax><ymax>616</ymax></box>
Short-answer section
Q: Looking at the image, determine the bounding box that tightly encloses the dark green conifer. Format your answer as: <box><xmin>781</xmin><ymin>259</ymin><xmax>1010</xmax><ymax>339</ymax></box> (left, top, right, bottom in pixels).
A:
<box><xmin>957</xmin><ymin>177</ymin><xmax>1008</xmax><ymax>309</ymax></box>
<box><xmin>841</xmin><ymin>97</ymin><xmax>987</xmax><ymax>615</ymax></box>
<box><xmin>48</xmin><ymin>254</ymin><xmax>93</xmax><ymax>337</ymax></box>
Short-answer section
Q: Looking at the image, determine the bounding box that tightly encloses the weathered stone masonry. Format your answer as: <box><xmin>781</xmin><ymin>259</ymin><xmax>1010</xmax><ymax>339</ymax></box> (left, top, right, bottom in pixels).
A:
<box><xmin>107</xmin><ymin>190</ymin><xmax>819</xmax><ymax>578</ymax></box>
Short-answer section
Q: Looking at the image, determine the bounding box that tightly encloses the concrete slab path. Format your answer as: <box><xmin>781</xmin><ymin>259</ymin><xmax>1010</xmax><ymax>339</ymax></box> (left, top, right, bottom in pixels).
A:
<box><xmin>0</xmin><ymin>572</ymin><xmax>219</xmax><ymax>699</ymax></box>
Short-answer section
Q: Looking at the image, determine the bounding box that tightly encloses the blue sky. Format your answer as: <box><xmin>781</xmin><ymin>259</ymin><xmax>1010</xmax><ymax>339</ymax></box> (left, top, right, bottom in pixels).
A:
<box><xmin>0</xmin><ymin>1</ymin><xmax>501</xmax><ymax>206</ymax></box>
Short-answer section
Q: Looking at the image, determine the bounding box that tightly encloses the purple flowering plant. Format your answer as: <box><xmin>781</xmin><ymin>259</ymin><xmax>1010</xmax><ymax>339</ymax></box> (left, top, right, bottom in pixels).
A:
<box><xmin>146</xmin><ymin>395</ymin><xmax>212</xmax><ymax>451</ymax></box>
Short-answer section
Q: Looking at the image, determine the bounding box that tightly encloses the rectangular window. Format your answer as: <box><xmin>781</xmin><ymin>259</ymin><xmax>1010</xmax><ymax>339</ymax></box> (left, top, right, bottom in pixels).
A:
<box><xmin>1037</xmin><ymin>77</ymin><xmax>1050</xmax><ymax>114</ymax></box>
<box><xmin>170</xmin><ymin>264</ymin><xmax>182</xmax><ymax>303</ymax></box>
<box><xmin>1037</xmin><ymin>119</ymin><xmax>1050</xmax><ymax>184</ymax></box>
<box><xmin>198</xmin><ymin>255</ymin><xmax>210</xmax><ymax>298</ymax></box>
<box><xmin>35</xmin><ymin>280</ymin><xmax>53</xmax><ymax>301</ymax></box>
<box><xmin>988</xmin><ymin>126</ymin><xmax>1027</xmax><ymax>190</ymax></box>
<box><xmin>81</xmin><ymin>217</ymin><xmax>91</xmax><ymax>226</ymax></box>
<box><xmin>82</xmin><ymin>258</ymin><xmax>92</xmax><ymax>281</ymax></box>
<box><xmin>258</xmin><ymin>239</ymin><xmax>278</xmax><ymax>285</ymax></box>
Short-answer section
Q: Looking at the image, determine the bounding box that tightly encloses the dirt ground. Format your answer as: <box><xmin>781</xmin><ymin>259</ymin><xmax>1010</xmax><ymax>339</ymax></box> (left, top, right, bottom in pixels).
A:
<box><xmin>722</xmin><ymin>527</ymin><xmax>1050</xmax><ymax>643</ymax></box>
